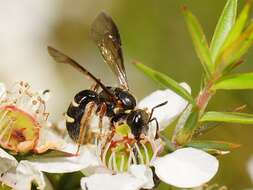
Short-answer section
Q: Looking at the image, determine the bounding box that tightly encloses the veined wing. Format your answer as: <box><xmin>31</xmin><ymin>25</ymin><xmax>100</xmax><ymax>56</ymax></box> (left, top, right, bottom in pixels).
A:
<box><xmin>91</xmin><ymin>12</ymin><xmax>129</xmax><ymax>90</ymax></box>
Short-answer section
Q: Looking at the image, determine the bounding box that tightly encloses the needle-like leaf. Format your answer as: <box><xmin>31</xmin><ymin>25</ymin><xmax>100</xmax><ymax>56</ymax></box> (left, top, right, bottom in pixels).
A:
<box><xmin>213</xmin><ymin>72</ymin><xmax>253</xmax><ymax>90</ymax></box>
<box><xmin>182</xmin><ymin>6</ymin><xmax>214</xmax><ymax>76</ymax></box>
<box><xmin>200</xmin><ymin>111</ymin><xmax>253</xmax><ymax>124</ymax></box>
<box><xmin>210</xmin><ymin>0</ymin><xmax>237</xmax><ymax>62</ymax></box>
<box><xmin>222</xmin><ymin>1</ymin><xmax>251</xmax><ymax>50</ymax></box>
<box><xmin>133</xmin><ymin>61</ymin><xmax>194</xmax><ymax>103</ymax></box>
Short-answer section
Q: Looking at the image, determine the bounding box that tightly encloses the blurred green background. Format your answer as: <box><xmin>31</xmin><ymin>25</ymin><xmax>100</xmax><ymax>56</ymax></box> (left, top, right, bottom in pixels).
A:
<box><xmin>0</xmin><ymin>0</ymin><xmax>253</xmax><ymax>189</ymax></box>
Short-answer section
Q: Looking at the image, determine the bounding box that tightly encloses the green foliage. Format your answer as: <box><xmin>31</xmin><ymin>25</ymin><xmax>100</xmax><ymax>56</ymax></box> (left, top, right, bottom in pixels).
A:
<box><xmin>185</xmin><ymin>140</ymin><xmax>240</xmax><ymax>155</ymax></box>
<box><xmin>213</xmin><ymin>72</ymin><xmax>253</xmax><ymax>90</ymax></box>
<box><xmin>182</xmin><ymin>6</ymin><xmax>214</xmax><ymax>76</ymax></box>
<box><xmin>222</xmin><ymin>1</ymin><xmax>251</xmax><ymax>50</ymax></box>
<box><xmin>133</xmin><ymin>61</ymin><xmax>194</xmax><ymax>103</ymax></box>
<box><xmin>210</xmin><ymin>0</ymin><xmax>237</xmax><ymax>62</ymax></box>
<box><xmin>200</xmin><ymin>111</ymin><xmax>253</xmax><ymax>124</ymax></box>
<box><xmin>174</xmin><ymin>110</ymin><xmax>199</xmax><ymax>145</ymax></box>
<box><xmin>217</xmin><ymin>21</ymin><xmax>253</xmax><ymax>70</ymax></box>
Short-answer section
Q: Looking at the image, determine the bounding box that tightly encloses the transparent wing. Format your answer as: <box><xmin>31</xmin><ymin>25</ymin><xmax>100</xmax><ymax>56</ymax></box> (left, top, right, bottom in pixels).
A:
<box><xmin>48</xmin><ymin>46</ymin><xmax>115</xmax><ymax>98</ymax></box>
<box><xmin>91</xmin><ymin>12</ymin><xmax>129</xmax><ymax>90</ymax></box>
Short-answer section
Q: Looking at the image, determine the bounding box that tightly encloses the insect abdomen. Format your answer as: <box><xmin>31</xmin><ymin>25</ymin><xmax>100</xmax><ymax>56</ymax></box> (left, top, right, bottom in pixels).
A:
<box><xmin>66</xmin><ymin>90</ymin><xmax>98</xmax><ymax>141</ymax></box>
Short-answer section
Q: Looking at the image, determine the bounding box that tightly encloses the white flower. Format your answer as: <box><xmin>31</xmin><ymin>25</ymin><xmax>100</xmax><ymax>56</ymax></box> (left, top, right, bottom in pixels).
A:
<box><xmin>79</xmin><ymin>83</ymin><xmax>219</xmax><ymax>190</ymax></box>
<box><xmin>0</xmin><ymin>81</ymin><xmax>219</xmax><ymax>190</ymax></box>
<box><xmin>152</xmin><ymin>148</ymin><xmax>218</xmax><ymax>188</ymax></box>
<box><xmin>137</xmin><ymin>82</ymin><xmax>191</xmax><ymax>131</ymax></box>
<box><xmin>0</xmin><ymin>82</ymin><xmax>99</xmax><ymax>189</ymax></box>
<box><xmin>81</xmin><ymin>165</ymin><xmax>154</xmax><ymax>190</ymax></box>
<box><xmin>0</xmin><ymin>160</ymin><xmax>49</xmax><ymax>190</ymax></box>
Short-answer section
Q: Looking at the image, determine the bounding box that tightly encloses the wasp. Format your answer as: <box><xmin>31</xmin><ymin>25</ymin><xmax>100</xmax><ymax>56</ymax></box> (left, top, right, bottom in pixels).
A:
<box><xmin>48</xmin><ymin>12</ymin><xmax>167</xmax><ymax>152</ymax></box>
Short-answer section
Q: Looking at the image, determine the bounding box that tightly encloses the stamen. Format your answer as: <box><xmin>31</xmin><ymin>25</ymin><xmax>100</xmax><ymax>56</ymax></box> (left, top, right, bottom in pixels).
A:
<box><xmin>0</xmin><ymin>110</ymin><xmax>9</xmax><ymax>128</ymax></box>
<box><xmin>141</xmin><ymin>142</ymin><xmax>149</xmax><ymax>165</ymax></box>
<box><xmin>134</xmin><ymin>143</ymin><xmax>144</xmax><ymax>164</ymax></box>
<box><xmin>151</xmin><ymin>143</ymin><xmax>163</xmax><ymax>163</ymax></box>
<box><xmin>127</xmin><ymin>144</ymin><xmax>133</xmax><ymax>169</ymax></box>
<box><xmin>5</xmin><ymin>119</ymin><xmax>16</xmax><ymax>145</ymax></box>
<box><xmin>112</xmin><ymin>151</ymin><xmax>118</xmax><ymax>172</ymax></box>
<box><xmin>102</xmin><ymin>142</ymin><xmax>111</xmax><ymax>165</ymax></box>
<box><xmin>0</xmin><ymin>118</ymin><xmax>14</xmax><ymax>143</ymax></box>
<box><xmin>108</xmin><ymin>151</ymin><xmax>114</xmax><ymax>170</ymax></box>
<box><xmin>120</xmin><ymin>155</ymin><xmax>125</xmax><ymax>172</ymax></box>
<box><xmin>127</xmin><ymin>143</ymin><xmax>137</xmax><ymax>164</ymax></box>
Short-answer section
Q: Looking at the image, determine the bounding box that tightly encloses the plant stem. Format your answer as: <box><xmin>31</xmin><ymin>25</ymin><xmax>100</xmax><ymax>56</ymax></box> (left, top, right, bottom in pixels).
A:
<box><xmin>196</xmin><ymin>72</ymin><xmax>220</xmax><ymax>117</ymax></box>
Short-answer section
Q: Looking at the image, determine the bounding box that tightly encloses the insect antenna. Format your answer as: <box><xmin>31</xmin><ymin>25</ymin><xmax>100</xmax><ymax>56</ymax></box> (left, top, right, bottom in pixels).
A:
<box><xmin>148</xmin><ymin>101</ymin><xmax>168</xmax><ymax>122</ymax></box>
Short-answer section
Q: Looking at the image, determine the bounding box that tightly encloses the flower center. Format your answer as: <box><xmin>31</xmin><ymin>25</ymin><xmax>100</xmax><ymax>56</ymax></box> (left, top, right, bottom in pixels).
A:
<box><xmin>0</xmin><ymin>81</ymin><xmax>48</xmax><ymax>154</ymax></box>
<box><xmin>98</xmin><ymin>123</ymin><xmax>162</xmax><ymax>172</ymax></box>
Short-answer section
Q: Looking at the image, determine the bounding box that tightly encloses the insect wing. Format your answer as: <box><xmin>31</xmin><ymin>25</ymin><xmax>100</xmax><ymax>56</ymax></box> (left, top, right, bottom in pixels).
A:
<box><xmin>91</xmin><ymin>12</ymin><xmax>129</xmax><ymax>90</ymax></box>
<box><xmin>48</xmin><ymin>46</ymin><xmax>115</xmax><ymax>98</ymax></box>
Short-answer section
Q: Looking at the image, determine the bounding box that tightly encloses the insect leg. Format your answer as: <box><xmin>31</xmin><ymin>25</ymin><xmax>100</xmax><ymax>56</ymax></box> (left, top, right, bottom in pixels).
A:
<box><xmin>76</xmin><ymin>101</ymin><xmax>96</xmax><ymax>154</ymax></box>
<box><xmin>98</xmin><ymin>103</ymin><xmax>107</xmax><ymax>133</ymax></box>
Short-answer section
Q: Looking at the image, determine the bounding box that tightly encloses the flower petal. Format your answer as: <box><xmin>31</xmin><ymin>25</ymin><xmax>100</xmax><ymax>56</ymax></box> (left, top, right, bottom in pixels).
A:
<box><xmin>81</xmin><ymin>173</ymin><xmax>144</xmax><ymax>190</ymax></box>
<box><xmin>0</xmin><ymin>83</ymin><xmax>6</xmax><ymax>99</ymax></box>
<box><xmin>152</xmin><ymin>147</ymin><xmax>219</xmax><ymax>188</ymax></box>
<box><xmin>247</xmin><ymin>155</ymin><xmax>253</xmax><ymax>183</ymax></box>
<box><xmin>0</xmin><ymin>148</ymin><xmax>18</xmax><ymax>174</ymax></box>
<box><xmin>129</xmin><ymin>165</ymin><xmax>154</xmax><ymax>189</ymax></box>
<box><xmin>1</xmin><ymin>161</ymin><xmax>46</xmax><ymax>190</ymax></box>
<box><xmin>81</xmin><ymin>164</ymin><xmax>154</xmax><ymax>190</ymax></box>
<box><xmin>28</xmin><ymin>145</ymin><xmax>100</xmax><ymax>173</ymax></box>
<box><xmin>137</xmin><ymin>82</ymin><xmax>191</xmax><ymax>130</ymax></box>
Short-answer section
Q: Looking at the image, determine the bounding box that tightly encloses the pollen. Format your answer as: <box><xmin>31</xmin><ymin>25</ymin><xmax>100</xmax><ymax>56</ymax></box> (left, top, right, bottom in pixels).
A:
<box><xmin>0</xmin><ymin>81</ymin><xmax>49</xmax><ymax>153</ymax></box>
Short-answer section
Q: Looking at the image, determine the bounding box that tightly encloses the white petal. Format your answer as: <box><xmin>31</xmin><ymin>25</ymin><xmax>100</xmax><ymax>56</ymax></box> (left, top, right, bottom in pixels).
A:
<box><xmin>152</xmin><ymin>148</ymin><xmax>219</xmax><ymax>188</ymax></box>
<box><xmin>1</xmin><ymin>161</ymin><xmax>46</xmax><ymax>190</ymax></box>
<box><xmin>129</xmin><ymin>165</ymin><xmax>154</xmax><ymax>189</ymax></box>
<box><xmin>0</xmin><ymin>148</ymin><xmax>18</xmax><ymax>174</ymax></box>
<box><xmin>0</xmin><ymin>83</ymin><xmax>6</xmax><ymax>99</ymax></box>
<box><xmin>28</xmin><ymin>145</ymin><xmax>100</xmax><ymax>173</ymax></box>
<box><xmin>247</xmin><ymin>155</ymin><xmax>253</xmax><ymax>182</ymax></box>
<box><xmin>137</xmin><ymin>82</ymin><xmax>191</xmax><ymax>130</ymax></box>
<box><xmin>37</xmin><ymin>124</ymin><xmax>65</xmax><ymax>148</ymax></box>
<box><xmin>81</xmin><ymin>173</ymin><xmax>144</xmax><ymax>190</ymax></box>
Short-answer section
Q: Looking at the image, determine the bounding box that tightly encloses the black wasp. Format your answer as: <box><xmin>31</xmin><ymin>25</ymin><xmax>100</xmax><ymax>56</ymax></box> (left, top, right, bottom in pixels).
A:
<box><xmin>48</xmin><ymin>12</ymin><xmax>167</xmax><ymax>151</ymax></box>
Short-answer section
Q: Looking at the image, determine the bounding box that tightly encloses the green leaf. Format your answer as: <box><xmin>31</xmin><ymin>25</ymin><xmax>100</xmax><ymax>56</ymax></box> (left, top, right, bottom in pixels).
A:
<box><xmin>218</xmin><ymin>21</ymin><xmax>253</xmax><ymax>69</ymax></box>
<box><xmin>182</xmin><ymin>6</ymin><xmax>214</xmax><ymax>75</ymax></box>
<box><xmin>174</xmin><ymin>109</ymin><xmax>199</xmax><ymax>145</ymax></box>
<box><xmin>210</xmin><ymin>0</ymin><xmax>237</xmax><ymax>62</ymax></box>
<box><xmin>213</xmin><ymin>72</ymin><xmax>253</xmax><ymax>90</ymax></box>
<box><xmin>133</xmin><ymin>61</ymin><xmax>194</xmax><ymax>103</ymax></box>
<box><xmin>200</xmin><ymin>111</ymin><xmax>253</xmax><ymax>124</ymax></box>
<box><xmin>185</xmin><ymin>140</ymin><xmax>240</xmax><ymax>151</ymax></box>
<box><xmin>222</xmin><ymin>1</ymin><xmax>251</xmax><ymax>49</ymax></box>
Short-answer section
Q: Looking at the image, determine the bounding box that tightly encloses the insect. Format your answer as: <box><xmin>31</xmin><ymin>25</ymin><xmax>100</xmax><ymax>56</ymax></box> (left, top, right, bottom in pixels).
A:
<box><xmin>48</xmin><ymin>12</ymin><xmax>167</xmax><ymax>152</ymax></box>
